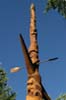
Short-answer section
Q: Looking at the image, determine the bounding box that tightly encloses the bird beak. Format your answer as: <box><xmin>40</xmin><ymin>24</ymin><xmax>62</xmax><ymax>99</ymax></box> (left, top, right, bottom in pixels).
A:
<box><xmin>19</xmin><ymin>34</ymin><xmax>34</xmax><ymax>74</ymax></box>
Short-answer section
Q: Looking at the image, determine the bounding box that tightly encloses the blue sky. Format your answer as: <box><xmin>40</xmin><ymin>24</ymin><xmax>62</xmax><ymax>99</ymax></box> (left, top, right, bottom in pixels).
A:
<box><xmin>0</xmin><ymin>0</ymin><xmax>66</xmax><ymax>100</ymax></box>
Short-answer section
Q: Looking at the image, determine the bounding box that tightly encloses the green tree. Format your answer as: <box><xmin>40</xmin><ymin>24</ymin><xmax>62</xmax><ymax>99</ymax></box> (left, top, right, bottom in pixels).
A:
<box><xmin>56</xmin><ymin>94</ymin><xmax>66</xmax><ymax>100</ymax></box>
<box><xmin>45</xmin><ymin>0</ymin><xmax>66</xmax><ymax>18</ymax></box>
<box><xmin>0</xmin><ymin>68</ymin><xmax>16</xmax><ymax>100</ymax></box>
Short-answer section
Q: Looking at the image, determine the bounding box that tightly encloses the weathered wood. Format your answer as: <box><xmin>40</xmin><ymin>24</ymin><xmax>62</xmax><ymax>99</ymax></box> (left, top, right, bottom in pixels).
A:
<box><xmin>19</xmin><ymin>34</ymin><xmax>34</xmax><ymax>74</ymax></box>
<box><xmin>28</xmin><ymin>4</ymin><xmax>39</xmax><ymax>66</ymax></box>
<box><xmin>19</xmin><ymin>3</ymin><xmax>51</xmax><ymax>100</ymax></box>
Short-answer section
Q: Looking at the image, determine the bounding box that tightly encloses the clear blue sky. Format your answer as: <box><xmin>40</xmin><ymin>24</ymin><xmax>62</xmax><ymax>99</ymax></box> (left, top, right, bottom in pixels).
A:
<box><xmin>0</xmin><ymin>0</ymin><xmax>66</xmax><ymax>100</ymax></box>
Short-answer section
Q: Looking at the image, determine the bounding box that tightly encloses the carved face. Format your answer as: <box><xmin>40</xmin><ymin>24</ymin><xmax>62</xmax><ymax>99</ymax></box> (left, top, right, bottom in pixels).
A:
<box><xmin>27</xmin><ymin>77</ymin><xmax>42</xmax><ymax>97</ymax></box>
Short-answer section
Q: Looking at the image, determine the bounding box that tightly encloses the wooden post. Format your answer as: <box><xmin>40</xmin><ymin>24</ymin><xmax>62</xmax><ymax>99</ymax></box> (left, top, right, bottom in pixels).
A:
<box><xmin>28</xmin><ymin>4</ymin><xmax>39</xmax><ymax>66</ymax></box>
<box><xmin>19</xmin><ymin>3</ymin><xmax>51</xmax><ymax>100</ymax></box>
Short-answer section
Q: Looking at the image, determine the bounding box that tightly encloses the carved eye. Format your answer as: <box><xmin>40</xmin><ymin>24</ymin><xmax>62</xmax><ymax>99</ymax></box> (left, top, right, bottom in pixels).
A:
<box><xmin>35</xmin><ymin>92</ymin><xmax>39</xmax><ymax>96</ymax></box>
<box><xmin>27</xmin><ymin>82</ymin><xmax>33</xmax><ymax>85</ymax></box>
<box><xmin>34</xmin><ymin>90</ymin><xmax>42</xmax><ymax>97</ymax></box>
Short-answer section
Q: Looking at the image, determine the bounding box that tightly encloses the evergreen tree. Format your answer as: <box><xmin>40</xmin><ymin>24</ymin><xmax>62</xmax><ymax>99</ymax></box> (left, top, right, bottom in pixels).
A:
<box><xmin>45</xmin><ymin>0</ymin><xmax>66</xmax><ymax>18</ymax></box>
<box><xmin>0</xmin><ymin>68</ymin><xmax>16</xmax><ymax>100</ymax></box>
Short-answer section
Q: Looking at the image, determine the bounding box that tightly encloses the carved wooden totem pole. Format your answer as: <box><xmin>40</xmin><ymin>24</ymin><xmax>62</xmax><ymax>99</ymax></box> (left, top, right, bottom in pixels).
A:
<box><xmin>19</xmin><ymin>4</ymin><xmax>51</xmax><ymax>100</ymax></box>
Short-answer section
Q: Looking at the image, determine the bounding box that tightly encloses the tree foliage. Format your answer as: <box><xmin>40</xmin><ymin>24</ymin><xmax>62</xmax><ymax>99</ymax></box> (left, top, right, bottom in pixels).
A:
<box><xmin>0</xmin><ymin>68</ymin><xmax>16</xmax><ymax>100</ymax></box>
<box><xmin>56</xmin><ymin>94</ymin><xmax>66</xmax><ymax>100</ymax></box>
<box><xmin>45</xmin><ymin>0</ymin><xmax>66</xmax><ymax>18</ymax></box>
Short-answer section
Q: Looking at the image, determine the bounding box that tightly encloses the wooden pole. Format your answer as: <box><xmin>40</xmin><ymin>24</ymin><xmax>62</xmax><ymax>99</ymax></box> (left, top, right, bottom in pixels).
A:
<box><xmin>28</xmin><ymin>4</ymin><xmax>39</xmax><ymax>67</ymax></box>
<box><xmin>19</xmin><ymin>3</ymin><xmax>51</xmax><ymax>100</ymax></box>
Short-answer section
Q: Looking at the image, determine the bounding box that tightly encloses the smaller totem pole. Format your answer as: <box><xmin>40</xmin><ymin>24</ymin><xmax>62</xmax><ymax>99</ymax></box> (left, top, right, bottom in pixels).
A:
<box><xmin>19</xmin><ymin>4</ymin><xmax>51</xmax><ymax>100</ymax></box>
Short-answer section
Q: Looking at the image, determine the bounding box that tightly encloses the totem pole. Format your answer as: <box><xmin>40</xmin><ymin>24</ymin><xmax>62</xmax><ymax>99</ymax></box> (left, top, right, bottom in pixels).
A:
<box><xmin>19</xmin><ymin>4</ymin><xmax>51</xmax><ymax>100</ymax></box>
